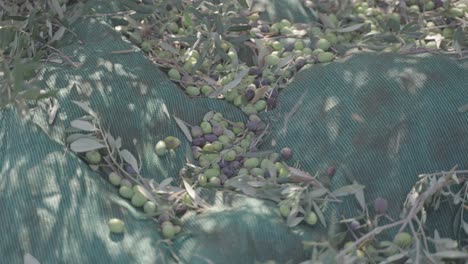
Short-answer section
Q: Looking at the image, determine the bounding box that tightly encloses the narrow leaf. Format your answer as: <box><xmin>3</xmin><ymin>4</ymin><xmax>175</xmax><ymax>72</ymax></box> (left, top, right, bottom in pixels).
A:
<box><xmin>173</xmin><ymin>116</ymin><xmax>192</xmax><ymax>142</ymax></box>
<box><xmin>49</xmin><ymin>26</ymin><xmax>66</xmax><ymax>43</ymax></box>
<box><xmin>66</xmin><ymin>134</ymin><xmax>97</xmax><ymax>144</ymax></box>
<box><xmin>24</xmin><ymin>253</ymin><xmax>40</xmax><ymax>264</ymax></box>
<box><xmin>72</xmin><ymin>100</ymin><xmax>96</xmax><ymax>117</ymax></box>
<box><xmin>433</xmin><ymin>251</ymin><xmax>468</xmax><ymax>259</ymax></box>
<box><xmin>71</xmin><ymin>120</ymin><xmax>95</xmax><ymax>131</ymax></box>
<box><xmin>458</xmin><ymin>104</ymin><xmax>468</xmax><ymax>113</ymax></box>
<box><xmin>49</xmin><ymin>0</ymin><xmax>64</xmax><ymax>19</ymax></box>
<box><xmin>312</xmin><ymin>201</ymin><xmax>326</xmax><ymax>227</ymax></box>
<box><xmin>159</xmin><ymin>178</ymin><xmax>173</xmax><ymax>189</ymax></box>
<box><xmin>332</xmin><ymin>183</ymin><xmax>365</xmax><ymax>197</ymax></box>
<box><xmin>159</xmin><ymin>41</ymin><xmax>179</xmax><ymax>55</ymax></box>
<box><xmin>209</xmin><ymin>68</ymin><xmax>249</xmax><ymax>98</ymax></box>
<box><xmin>309</xmin><ymin>188</ymin><xmax>328</xmax><ymax>198</ymax></box>
<box><xmin>287</xmin><ymin>216</ymin><xmax>304</xmax><ymax>227</ymax></box>
<box><xmin>247</xmin><ymin>181</ymin><xmax>267</xmax><ymax>188</ymax></box>
<box><xmin>332</xmin><ymin>23</ymin><xmax>365</xmax><ymax>33</ymax></box>
<box><xmin>70</xmin><ymin>138</ymin><xmax>105</xmax><ymax>153</ymax></box>
<box><xmin>120</xmin><ymin>149</ymin><xmax>140</xmax><ymax>174</ymax></box>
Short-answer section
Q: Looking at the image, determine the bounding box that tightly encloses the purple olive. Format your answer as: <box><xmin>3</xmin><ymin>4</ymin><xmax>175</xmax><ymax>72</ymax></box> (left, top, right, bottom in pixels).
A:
<box><xmin>350</xmin><ymin>220</ymin><xmax>360</xmax><ymax>231</ymax></box>
<box><xmin>219</xmin><ymin>174</ymin><xmax>229</xmax><ymax>184</ymax></box>
<box><xmin>191</xmin><ymin>126</ymin><xmax>203</xmax><ymax>138</ymax></box>
<box><xmin>192</xmin><ymin>146</ymin><xmax>202</xmax><ymax>159</ymax></box>
<box><xmin>327</xmin><ymin>166</ymin><xmax>336</xmax><ymax>177</ymax></box>
<box><xmin>158</xmin><ymin>213</ymin><xmax>171</xmax><ymax>224</ymax></box>
<box><xmin>374</xmin><ymin>197</ymin><xmax>388</xmax><ymax>214</ymax></box>
<box><xmin>192</xmin><ymin>137</ymin><xmax>206</xmax><ymax>147</ymax></box>
<box><xmin>222</xmin><ymin>167</ymin><xmax>235</xmax><ymax>177</ymax></box>
<box><xmin>212</xmin><ymin>125</ymin><xmax>223</xmax><ymax>136</ymax></box>
<box><xmin>204</xmin><ymin>134</ymin><xmax>218</xmax><ymax>143</ymax></box>
<box><xmin>254</xmin><ymin>78</ymin><xmax>261</xmax><ymax>87</ymax></box>
<box><xmin>434</xmin><ymin>0</ymin><xmax>443</xmax><ymax>8</ymax></box>
<box><xmin>236</xmin><ymin>156</ymin><xmax>243</xmax><ymax>162</ymax></box>
<box><xmin>295</xmin><ymin>57</ymin><xmax>306</xmax><ymax>70</ymax></box>
<box><xmin>179</xmin><ymin>167</ymin><xmax>188</xmax><ymax>178</ymax></box>
<box><xmin>259</xmin><ymin>24</ymin><xmax>270</xmax><ymax>33</ymax></box>
<box><xmin>264</xmin><ymin>170</ymin><xmax>271</xmax><ymax>178</ymax></box>
<box><xmin>219</xmin><ymin>159</ymin><xmax>229</xmax><ymax>168</ymax></box>
<box><xmin>174</xmin><ymin>203</ymin><xmax>188</xmax><ymax>216</ymax></box>
<box><xmin>230</xmin><ymin>161</ymin><xmax>241</xmax><ymax>169</ymax></box>
<box><xmin>281</xmin><ymin>148</ymin><xmax>293</xmax><ymax>160</ymax></box>
<box><xmin>246</xmin><ymin>120</ymin><xmax>259</xmax><ymax>131</ymax></box>
<box><xmin>284</xmin><ymin>42</ymin><xmax>294</xmax><ymax>52</ymax></box>
<box><xmin>261</xmin><ymin>79</ymin><xmax>271</xmax><ymax>86</ymax></box>
<box><xmin>245</xmin><ymin>89</ymin><xmax>255</xmax><ymax>101</ymax></box>
<box><xmin>125</xmin><ymin>165</ymin><xmax>137</xmax><ymax>174</ymax></box>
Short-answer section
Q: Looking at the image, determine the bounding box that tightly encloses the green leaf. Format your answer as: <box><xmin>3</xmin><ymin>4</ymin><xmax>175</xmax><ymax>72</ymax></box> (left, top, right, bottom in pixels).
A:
<box><xmin>71</xmin><ymin>120</ymin><xmax>95</xmax><ymax>131</ymax></box>
<box><xmin>49</xmin><ymin>26</ymin><xmax>66</xmax><ymax>43</ymax></box>
<box><xmin>312</xmin><ymin>201</ymin><xmax>326</xmax><ymax>227</ymax></box>
<box><xmin>66</xmin><ymin>134</ymin><xmax>97</xmax><ymax>144</ymax></box>
<box><xmin>183</xmin><ymin>12</ymin><xmax>192</xmax><ymax>27</ymax></box>
<box><xmin>70</xmin><ymin>138</ymin><xmax>105</xmax><ymax>153</ymax></box>
<box><xmin>332</xmin><ymin>183</ymin><xmax>365</xmax><ymax>197</ymax></box>
<box><xmin>433</xmin><ymin>251</ymin><xmax>468</xmax><ymax>259</ymax></box>
<box><xmin>120</xmin><ymin>149</ymin><xmax>139</xmax><ymax>174</ymax></box>
<box><xmin>49</xmin><ymin>0</ymin><xmax>64</xmax><ymax>19</ymax></box>
<box><xmin>309</xmin><ymin>188</ymin><xmax>328</xmax><ymax>198</ymax></box>
<box><xmin>332</xmin><ymin>23</ymin><xmax>365</xmax><ymax>33</ymax></box>
<box><xmin>173</xmin><ymin>115</ymin><xmax>192</xmax><ymax>142</ymax></box>
<box><xmin>183</xmin><ymin>179</ymin><xmax>209</xmax><ymax>208</ymax></box>
<box><xmin>209</xmin><ymin>68</ymin><xmax>249</xmax><ymax>98</ymax></box>
<box><xmin>72</xmin><ymin>100</ymin><xmax>97</xmax><ymax>117</ymax></box>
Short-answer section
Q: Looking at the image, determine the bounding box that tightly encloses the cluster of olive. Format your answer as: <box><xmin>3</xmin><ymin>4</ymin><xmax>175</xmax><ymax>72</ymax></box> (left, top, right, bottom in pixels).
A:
<box><xmin>162</xmin><ymin>112</ymin><xmax>292</xmax><ymax>188</ymax></box>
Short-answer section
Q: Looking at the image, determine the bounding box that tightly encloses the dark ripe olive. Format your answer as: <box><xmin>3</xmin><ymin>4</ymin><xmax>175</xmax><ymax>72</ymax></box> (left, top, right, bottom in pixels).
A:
<box><xmin>327</xmin><ymin>166</ymin><xmax>336</xmax><ymax>177</ymax></box>
<box><xmin>219</xmin><ymin>159</ymin><xmax>229</xmax><ymax>168</ymax></box>
<box><xmin>219</xmin><ymin>174</ymin><xmax>229</xmax><ymax>184</ymax></box>
<box><xmin>174</xmin><ymin>203</ymin><xmax>188</xmax><ymax>216</ymax></box>
<box><xmin>192</xmin><ymin>137</ymin><xmax>206</xmax><ymax>147</ymax></box>
<box><xmin>212</xmin><ymin>125</ymin><xmax>223</xmax><ymax>136</ymax></box>
<box><xmin>295</xmin><ymin>57</ymin><xmax>307</xmax><ymax>70</ymax></box>
<box><xmin>374</xmin><ymin>197</ymin><xmax>388</xmax><ymax>214</ymax></box>
<box><xmin>246</xmin><ymin>120</ymin><xmax>259</xmax><ymax>131</ymax></box>
<box><xmin>158</xmin><ymin>213</ymin><xmax>171</xmax><ymax>224</ymax></box>
<box><xmin>249</xmin><ymin>67</ymin><xmax>262</xmax><ymax>76</ymax></box>
<box><xmin>204</xmin><ymin>134</ymin><xmax>218</xmax><ymax>143</ymax></box>
<box><xmin>245</xmin><ymin>89</ymin><xmax>255</xmax><ymax>102</ymax></box>
<box><xmin>259</xmin><ymin>24</ymin><xmax>270</xmax><ymax>33</ymax></box>
<box><xmin>222</xmin><ymin>166</ymin><xmax>235</xmax><ymax>177</ymax></box>
<box><xmin>126</xmin><ymin>165</ymin><xmax>137</xmax><ymax>174</ymax></box>
<box><xmin>284</xmin><ymin>42</ymin><xmax>294</xmax><ymax>52</ymax></box>
<box><xmin>230</xmin><ymin>160</ymin><xmax>241</xmax><ymax>169</ymax></box>
<box><xmin>350</xmin><ymin>220</ymin><xmax>360</xmax><ymax>231</ymax></box>
<box><xmin>281</xmin><ymin>147</ymin><xmax>293</xmax><ymax>160</ymax></box>
<box><xmin>264</xmin><ymin>170</ymin><xmax>271</xmax><ymax>178</ymax></box>
<box><xmin>261</xmin><ymin>79</ymin><xmax>271</xmax><ymax>86</ymax></box>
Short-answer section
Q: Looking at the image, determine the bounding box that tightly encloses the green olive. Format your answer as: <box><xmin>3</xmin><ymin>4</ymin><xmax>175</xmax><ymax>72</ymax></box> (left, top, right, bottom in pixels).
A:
<box><xmin>109</xmin><ymin>172</ymin><xmax>122</xmax><ymax>186</ymax></box>
<box><xmin>305</xmin><ymin>212</ymin><xmax>318</xmax><ymax>225</ymax></box>
<box><xmin>168</xmin><ymin>69</ymin><xmax>181</xmax><ymax>80</ymax></box>
<box><xmin>108</xmin><ymin>218</ymin><xmax>125</xmax><ymax>234</ymax></box>
<box><xmin>86</xmin><ymin>150</ymin><xmax>101</xmax><ymax>164</ymax></box>
<box><xmin>131</xmin><ymin>192</ymin><xmax>147</xmax><ymax>207</ymax></box>
<box><xmin>155</xmin><ymin>140</ymin><xmax>168</xmax><ymax>156</ymax></box>
<box><xmin>394</xmin><ymin>232</ymin><xmax>413</xmax><ymax>249</ymax></box>
<box><xmin>162</xmin><ymin>221</ymin><xmax>176</xmax><ymax>239</ymax></box>
<box><xmin>143</xmin><ymin>201</ymin><xmax>157</xmax><ymax>214</ymax></box>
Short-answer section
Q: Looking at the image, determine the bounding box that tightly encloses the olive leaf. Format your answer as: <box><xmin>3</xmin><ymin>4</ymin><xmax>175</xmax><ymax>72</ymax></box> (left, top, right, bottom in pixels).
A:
<box><xmin>70</xmin><ymin>138</ymin><xmax>105</xmax><ymax>153</ymax></box>
<box><xmin>23</xmin><ymin>253</ymin><xmax>40</xmax><ymax>264</ymax></box>
<box><xmin>332</xmin><ymin>183</ymin><xmax>365</xmax><ymax>197</ymax></box>
<box><xmin>309</xmin><ymin>188</ymin><xmax>328</xmax><ymax>198</ymax></box>
<box><xmin>380</xmin><ymin>252</ymin><xmax>408</xmax><ymax>264</ymax></box>
<box><xmin>312</xmin><ymin>201</ymin><xmax>326</xmax><ymax>227</ymax></box>
<box><xmin>66</xmin><ymin>133</ymin><xmax>98</xmax><ymax>144</ymax></box>
<box><xmin>247</xmin><ymin>181</ymin><xmax>267</xmax><ymax>188</ymax></box>
<box><xmin>72</xmin><ymin>100</ymin><xmax>97</xmax><ymax>117</ymax></box>
<box><xmin>173</xmin><ymin>115</ymin><xmax>192</xmax><ymax>142</ymax></box>
<box><xmin>183</xmin><ymin>179</ymin><xmax>209</xmax><ymax>208</ymax></box>
<box><xmin>107</xmin><ymin>135</ymin><xmax>122</xmax><ymax>150</ymax></box>
<box><xmin>209</xmin><ymin>68</ymin><xmax>249</xmax><ymax>98</ymax></box>
<box><xmin>119</xmin><ymin>149</ymin><xmax>139</xmax><ymax>174</ymax></box>
<box><xmin>159</xmin><ymin>177</ymin><xmax>173</xmax><ymax>189</ymax></box>
<box><xmin>203</xmin><ymin>111</ymin><xmax>215</xmax><ymax>121</ymax></box>
<box><xmin>432</xmin><ymin>251</ymin><xmax>468</xmax><ymax>260</ymax></box>
<box><xmin>71</xmin><ymin>120</ymin><xmax>95</xmax><ymax>131</ymax></box>
<box><xmin>332</xmin><ymin>23</ymin><xmax>365</xmax><ymax>33</ymax></box>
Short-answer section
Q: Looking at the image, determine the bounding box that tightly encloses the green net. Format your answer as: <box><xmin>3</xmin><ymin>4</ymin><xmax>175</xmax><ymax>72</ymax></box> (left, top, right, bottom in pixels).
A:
<box><xmin>1</xmin><ymin>0</ymin><xmax>468</xmax><ymax>263</ymax></box>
